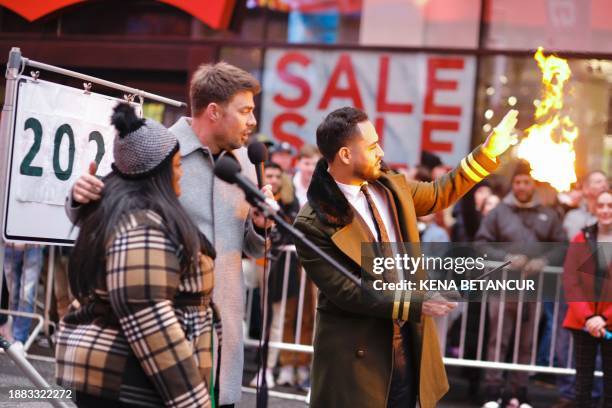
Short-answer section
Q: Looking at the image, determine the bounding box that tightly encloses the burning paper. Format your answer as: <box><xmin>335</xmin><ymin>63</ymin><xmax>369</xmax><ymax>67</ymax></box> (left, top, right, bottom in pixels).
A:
<box><xmin>517</xmin><ymin>47</ymin><xmax>578</xmax><ymax>192</ymax></box>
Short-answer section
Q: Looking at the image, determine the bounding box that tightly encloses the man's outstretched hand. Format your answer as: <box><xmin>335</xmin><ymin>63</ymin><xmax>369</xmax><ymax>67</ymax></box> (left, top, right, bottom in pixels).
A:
<box><xmin>72</xmin><ymin>161</ymin><xmax>104</xmax><ymax>204</ymax></box>
<box><xmin>482</xmin><ymin>109</ymin><xmax>519</xmax><ymax>159</ymax></box>
<box><xmin>422</xmin><ymin>292</ymin><xmax>457</xmax><ymax>317</ymax></box>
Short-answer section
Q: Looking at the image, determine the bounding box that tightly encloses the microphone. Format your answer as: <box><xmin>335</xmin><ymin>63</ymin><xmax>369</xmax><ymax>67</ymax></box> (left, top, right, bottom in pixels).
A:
<box><xmin>214</xmin><ymin>156</ymin><xmax>279</xmax><ymax>212</ymax></box>
<box><xmin>247</xmin><ymin>142</ymin><xmax>269</xmax><ymax>188</ymax></box>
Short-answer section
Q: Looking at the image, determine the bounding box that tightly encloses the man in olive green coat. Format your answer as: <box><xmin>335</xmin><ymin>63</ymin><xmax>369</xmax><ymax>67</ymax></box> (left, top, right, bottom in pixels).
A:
<box><xmin>293</xmin><ymin>107</ymin><xmax>517</xmax><ymax>407</ymax></box>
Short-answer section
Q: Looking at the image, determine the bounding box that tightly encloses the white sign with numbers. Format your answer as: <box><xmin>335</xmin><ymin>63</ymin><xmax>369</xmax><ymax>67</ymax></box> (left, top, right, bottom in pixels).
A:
<box><xmin>2</xmin><ymin>76</ymin><xmax>131</xmax><ymax>244</ymax></box>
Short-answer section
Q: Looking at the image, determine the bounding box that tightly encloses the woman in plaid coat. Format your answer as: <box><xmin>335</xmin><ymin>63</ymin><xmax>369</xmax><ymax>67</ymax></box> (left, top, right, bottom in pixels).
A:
<box><xmin>56</xmin><ymin>103</ymin><xmax>220</xmax><ymax>408</ymax></box>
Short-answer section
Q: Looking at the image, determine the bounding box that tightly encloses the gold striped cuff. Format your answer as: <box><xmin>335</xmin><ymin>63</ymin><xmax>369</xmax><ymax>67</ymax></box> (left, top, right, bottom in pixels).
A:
<box><xmin>467</xmin><ymin>152</ymin><xmax>489</xmax><ymax>178</ymax></box>
<box><xmin>391</xmin><ymin>290</ymin><xmax>412</xmax><ymax>321</ymax></box>
<box><xmin>402</xmin><ymin>290</ymin><xmax>411</xmax><ymax>321</ymax></box>
<box><xmin>461</xmin><ymin>158</ymin><xmax>484</xmax><ymax>182</ymax></box>
<box><xmin>402</xmin><ymin>301</ymin><xmax>410</xmax><ymax>321</ymax></box>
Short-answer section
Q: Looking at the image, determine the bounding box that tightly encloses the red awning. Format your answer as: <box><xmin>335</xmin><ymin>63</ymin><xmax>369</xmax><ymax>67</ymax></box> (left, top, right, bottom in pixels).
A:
<box><xmin>0</xmin><ymin>0</ymin><xmax>236</xmax><ymax>30</ymax></box>
<box><xmin>5</xmin><ymin>0</ymin><xmax>612</xmax><ymax>31</ymax></box>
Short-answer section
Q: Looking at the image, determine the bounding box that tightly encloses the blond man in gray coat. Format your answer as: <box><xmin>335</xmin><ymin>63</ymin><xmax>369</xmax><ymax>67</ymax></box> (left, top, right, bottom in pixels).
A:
<box><xmin>67</xmin><ymin>62</ymin><xmax>272</xmax><ymax>407</ymax></box>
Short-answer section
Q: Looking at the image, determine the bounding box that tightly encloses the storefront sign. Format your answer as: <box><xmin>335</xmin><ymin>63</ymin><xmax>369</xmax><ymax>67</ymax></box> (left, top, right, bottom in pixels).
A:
<box><xmin>261</xmin><ymin>49</ymin><xmax>477</xmax><ymax>167</ymax></box>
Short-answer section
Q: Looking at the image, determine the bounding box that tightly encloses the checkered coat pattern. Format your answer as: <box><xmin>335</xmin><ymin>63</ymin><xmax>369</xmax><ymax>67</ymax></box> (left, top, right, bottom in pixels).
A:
<box><xmin>56</xmin><ymin>210</ymin><xmax>220</xmax><ymax>408</ymax></box>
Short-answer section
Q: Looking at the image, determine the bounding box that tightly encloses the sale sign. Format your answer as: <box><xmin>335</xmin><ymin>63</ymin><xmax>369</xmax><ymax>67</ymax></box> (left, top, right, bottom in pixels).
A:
<box><xmin>261</xmin><ymin>49</ymin><xmax>476</xmax><ymax>167</ymax></box>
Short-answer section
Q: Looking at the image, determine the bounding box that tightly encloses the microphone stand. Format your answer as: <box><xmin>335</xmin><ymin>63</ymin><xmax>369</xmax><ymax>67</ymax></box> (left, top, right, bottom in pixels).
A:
<box><xmin>246</xmin><ymin>193</ymin><xmax>361</xmax><ymax>287</ymax></box>
<box><xmin>248</xmin><ymin>190</ymin><xmax>359</xmax><ymax>408</ymax></box>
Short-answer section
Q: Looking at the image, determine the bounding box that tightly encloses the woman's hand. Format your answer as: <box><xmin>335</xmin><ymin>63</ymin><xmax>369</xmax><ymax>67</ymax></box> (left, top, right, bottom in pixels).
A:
<box><xmin>73</xmin><ymin>162</ymin><xmax>104</xmax><ymax>204</ymax></box>
<box><xmin>585</xmin><ymin>315</ymin><xmax>607</xmax><ymax>338</ymax></box>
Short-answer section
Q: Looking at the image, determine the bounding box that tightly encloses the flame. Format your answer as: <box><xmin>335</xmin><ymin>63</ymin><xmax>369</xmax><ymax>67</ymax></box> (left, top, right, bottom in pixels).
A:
<box><xmin>517</xmin><ymin>47</ymin><xmax>578</xmax><ymax>192</ymax></box>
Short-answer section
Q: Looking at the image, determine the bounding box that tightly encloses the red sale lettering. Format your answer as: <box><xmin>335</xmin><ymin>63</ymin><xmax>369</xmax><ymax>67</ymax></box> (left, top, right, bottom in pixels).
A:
<box><xmin>424</xmin><ymin>58</ymin><xmax>464</xmax><ymax>116</ymax></box>
<box><xmin>272</xmin><ymin>112</ymin><xmax>306</xmax><ymax>150</ymax></box>
<box><xmin>421</xmin><ymin>120</ymin><xmax>458</xmax><ymax>153</ymax></box>
<box><xmin>376</xmin><ymin>56</ymin><xmax>413</xmax><ymax>114</ymax></box>
<box><xmin>274</xmin><ymin>52</ymin><xmax>312</xmax><ymax>109</ymax></box>
<box><xmin>318</xmin><ymin>54</ymin><xmax>364</xmax><ymax>110</ymax></box>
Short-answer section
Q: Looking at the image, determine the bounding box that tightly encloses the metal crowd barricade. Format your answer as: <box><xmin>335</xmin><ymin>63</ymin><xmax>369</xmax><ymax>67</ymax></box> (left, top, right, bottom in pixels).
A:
<box><xmin>441</xmin><ymin>260</ymin><xmax>597</xmax><ymax>375</ymax></box>
<box><xmin>242</xmin><ymin>249</ymin><xmax>601</xmax><ymax>401</ymax></box>
<box><xmin>243</xmin><ymin>245</ymin><xmax>315</xmax><ymax>356</ymax></box>
<box><xmin>0</xmin><ymin>244</ymin><xmax>52</xmax><ymax>353</ymax></box>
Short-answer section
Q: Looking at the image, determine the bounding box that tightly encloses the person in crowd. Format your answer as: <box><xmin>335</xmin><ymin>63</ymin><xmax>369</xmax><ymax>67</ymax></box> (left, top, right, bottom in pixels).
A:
<box><xmin>481</xmin><ymin>193</ymin><xmax>501</xmax><ymax>217</ymax></box>
<box><xmin>419</xmin><ymin>213</ymin><xmax>450</xmax><ymax>243</ymax></box>
<box><xmin>0</xmin><ymin>263</ymin><xmax>11</xmax><ymax>340</ymax></box>
<box><xmin>418</xmin><ymin>212</ymin><xmax>454</xmax><ymax>357</ymax></box>
<box><xmin>248</xmin><ymin>161</ymin><xmax>299</xmax><ymax>388</ymax></box>
<box><xmin>66</xmin><ymin>62</ymin><xmax>272</xmax><ymax>407</ymax></box>
<box><xmin>56</xmin><ymin>103</ymin><xmax>219</xmax><ymax>407</ymax></box>
<box><xmin>52</xmin><ymin>246</ymin><xmax>73</xmax><ymax>322</ymax></box>
<box><xmin>451</xmin><ymin>181</ymin><xmax>493</xmax><ymax>243</ymax></box>
<box><xmin>562</xmin><ymin>189</ymin><xmax>612</xmax><ymax>408</ymax></box>
<box><xmin>565</xmin><ymin>171</ymin><xmax>609</xmax><ymax>249</ymax></box>
<box><xmin>553</xmin><ymin>170</ymin><xmax>609</xmax><ymax>408</ymax></box>
<box><xmin>293</xmin><ymin>106</ymin><xmax>517</xmax><ymax>407</ymax></box>
<box><xmin>432</xmin><ymin>164</ymin><xmax>452</xmax><ymax>180</ymax></box>
<box><xmin>251</xmin><ymin>162</ymin><xmax>314</xmax><ymax>390</ymax></box>
<box><xmin>531</xmin><ymin>190</ymin><xmax>563</xmax><ymax>373</ymax></box>
<box><xmin>557</xmin><ymin>182</ymin><xmax>583</xmax><ymax>215</ymax></box>
<box><xmin>270</xmin><ymin>142</ymin><xmax>296</xmax><ymax>173</ymax></box>
<box><xmin>3</xmin><ymin>243</ymin><xmax>44</xmax><ymax>351</ymax></box>
<box><xmin>268</xmin><ymin>142</ymin><xmax>298</xmax><ymax>209</ymax></box>
<box><xmin>280</xmin><ymin>145</ymin><xmax>321</xmax><ymax>388</ymax></box>
<box><xmin>293</xmin><ymin>144</ymin><xmax>321</xmax><ymax>208</ymax></box>
<box><xmin>448</xmin><ymin>182</ymin><xmax>495</xmax><ymax>399</ymax></box>
<box><xmin>476</xmin><ymin>160</ymin><xmax>567</xmax><ymax>408</ymax></box>
<box><xmin>420</xmin><ymin>150</ymin><xmax>443</xmax><ymax>173</ymax></box>
<box><xmin>412</xmin><ymin>165</ymin><xmax>433</xmax><ymax>182</ymax></box>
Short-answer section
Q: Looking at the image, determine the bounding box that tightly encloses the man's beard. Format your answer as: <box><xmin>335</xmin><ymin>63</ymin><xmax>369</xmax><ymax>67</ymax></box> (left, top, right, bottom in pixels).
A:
<box><xmin>220</xmin><ymin>136</ymin><xmax>243</xmax><ymax>151</ymax></box>
<box><xmin>228</xmin><ymin>140</ymin><xmax>243</xmax><ymax>150</ymax></box>
<box><xmin>515</xmin><ymin>192</ymin><xmax>534</xmax><ymax>203</ymax></box>
<box><xmin>358</xmin><ymin>164</ymin><xmax>382</xmax><ymax>182</ymax></box>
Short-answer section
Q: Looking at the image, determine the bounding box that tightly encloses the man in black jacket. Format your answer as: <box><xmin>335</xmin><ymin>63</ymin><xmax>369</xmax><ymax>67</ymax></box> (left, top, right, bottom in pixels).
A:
<box><xmin>476</xmin><ymin>160</ymin><xmax>567</xmax><ymax>408</ymax></box>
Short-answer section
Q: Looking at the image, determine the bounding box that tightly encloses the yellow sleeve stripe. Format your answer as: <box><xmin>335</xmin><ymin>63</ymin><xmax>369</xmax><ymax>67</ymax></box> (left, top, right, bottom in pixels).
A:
<box><xmin>402</xmin><ymin>289</ymin><xmax>412</xmax><ymax>321</ymax></box>
<box><xmin>461</xmin><ymin>158</ymin><xmax>484</xmax><ymax>182</ymax></box>
<box><xmin>402</xmin><ymin>301</ymin><xmax>410</xmax><ymax>321</ymax></box>
<box><xmin>392</xmin><ymin>290</ymin><xmax>402</xmax><ymax>319</ymax></box>
<box><xmin>467</xmin><ymin>153</ymin><xmax>489</xmax><ymax>178</ymax></box>
<box><xmin>392</xmin><ymin>301</ymin><xmax>400</xmax><ymax>319</ymax></box>
<box><xmin>393</xmin><ymin>290</ymin><xmax>414</xmax><ymax>321</ymax></box>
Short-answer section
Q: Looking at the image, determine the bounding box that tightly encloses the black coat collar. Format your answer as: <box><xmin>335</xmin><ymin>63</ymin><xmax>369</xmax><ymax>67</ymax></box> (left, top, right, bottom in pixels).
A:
<box><xmin>307</xmin><ymin>159</ymin><xmax>354</xmax><ymax>227</ymax></box>
<box><xmin>306</xmin><ymin>159</ymin><xmax>393</xmax><ymax>228</ymax></box>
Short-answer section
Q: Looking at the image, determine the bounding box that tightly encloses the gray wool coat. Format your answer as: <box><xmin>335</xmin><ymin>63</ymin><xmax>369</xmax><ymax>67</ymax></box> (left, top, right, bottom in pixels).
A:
<box><xmin>171</xmin><ymin>117</ymin><xmax>266</xmax><ymax>405</ymax></box>
<box><xmin>66</xmin><ymin>117</ymin><xmax>266</xmax><ymax>405</ymax></box>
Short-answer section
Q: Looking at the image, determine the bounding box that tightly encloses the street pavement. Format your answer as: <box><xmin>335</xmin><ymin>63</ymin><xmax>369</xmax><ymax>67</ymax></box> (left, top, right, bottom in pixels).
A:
<box><xmin>0</xmin><ymin>348</ymin><xmax>562</xmax><ymax>408</ymax></box>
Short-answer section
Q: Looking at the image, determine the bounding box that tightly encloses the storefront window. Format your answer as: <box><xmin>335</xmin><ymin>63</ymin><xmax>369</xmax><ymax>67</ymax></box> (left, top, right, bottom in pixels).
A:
<box><xmin>484</xmin><ymin>0</ymin><xmax>612</xmax><ymax>54</ymax></box>
<box><xmin>473</xmin><ymin>54</ymin><xmax>611</xmax><ymax>179</ymax></box>
<box><xmin>360</xmin><ymin>0</ymin><xmax>480</xmax><ymax>48</ymax></box>
<box><xmin>260</xmin><ymin>0</ymin><xmax>481</xmax><ymax>48</ymax></box>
